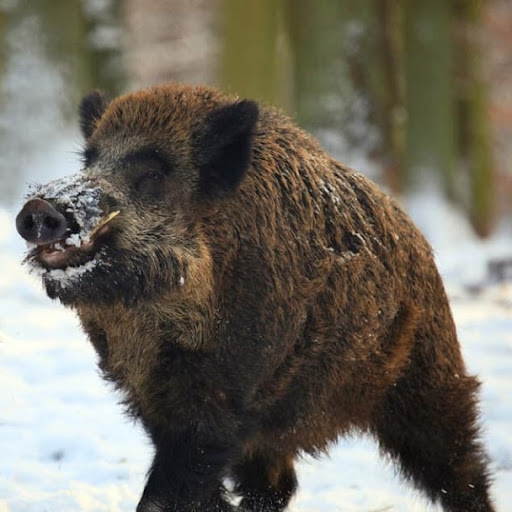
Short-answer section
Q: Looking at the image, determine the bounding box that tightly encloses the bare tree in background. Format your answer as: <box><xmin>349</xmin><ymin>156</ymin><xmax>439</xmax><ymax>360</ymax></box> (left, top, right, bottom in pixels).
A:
<box><xmin>33</xmin><ymin>0</ymin><xmax>124</xmax><ymax>107</ymax></box>
<box><xmin>454</xmin><ymin>0</ymin><xmax>495</xmax><ymax>237</ymax></box>
<box><xmin>220</xmin><ymin>0</ymin><xmax>291</xmax><ymax>110</ymax></box>
<box><xmin>219</xmin><ymin>0</ymin><xmax>496</xmax><ymax>236</ymax></box>
<box><xmin>0</xmin><ymin>0</ymin><xmax>500</xmax><ymax>235</ymax></box>
<box><xmin>404</xmin><ymin>0</ymin><xmax>457</xmax><ymax>198</ymax></box>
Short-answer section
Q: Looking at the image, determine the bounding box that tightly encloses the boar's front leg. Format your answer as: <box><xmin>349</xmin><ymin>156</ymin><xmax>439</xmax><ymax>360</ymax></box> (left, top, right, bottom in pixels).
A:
<box><xmin>233</xmin><ymin>450</ymin><xmax>298</xmax><ymax>512</ymax></box>
<box><xmin>136</xmin><ymin>430</ymin><xmax>236</xmax><ymax>512</ymax></box>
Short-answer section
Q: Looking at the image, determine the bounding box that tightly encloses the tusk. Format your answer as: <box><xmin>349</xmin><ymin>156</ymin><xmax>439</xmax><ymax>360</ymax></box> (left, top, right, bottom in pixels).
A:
<box><xmin>89</xmin><ymin>210</ymin><xmax>120</xmax><ymax>238</ymax></box>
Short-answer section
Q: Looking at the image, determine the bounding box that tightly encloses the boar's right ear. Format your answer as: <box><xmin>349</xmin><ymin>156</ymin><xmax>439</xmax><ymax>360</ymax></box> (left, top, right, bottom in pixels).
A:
<box><xmin>79</xmin><ymin>90</ymin><xmax>111</xmax><ymax>139</ymax></box>
<box><xmin>196</xmin><ymin>99</ymin><xmax>259</xmax><ymax>199</ymax></box>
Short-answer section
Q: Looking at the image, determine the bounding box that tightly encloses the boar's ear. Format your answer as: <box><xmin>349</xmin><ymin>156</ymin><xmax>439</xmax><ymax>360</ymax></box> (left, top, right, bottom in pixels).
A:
<box><xmin>196</xmin><ymin>100</ymin><xmax>259</xmax><ymax>198</ymax></box>
<box><xmin>79</xmin><ymin>90</ymin><xmax>111</xmax><ymax>139</ymax></box>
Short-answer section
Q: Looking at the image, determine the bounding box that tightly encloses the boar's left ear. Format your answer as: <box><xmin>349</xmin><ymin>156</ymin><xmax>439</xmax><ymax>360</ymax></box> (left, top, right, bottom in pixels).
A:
<box><xmin>79</xmin><ymin>90</ymin><xmax>111</xmax><ymax>139</ymax></box>
<box><xmin>196</xmin><ymin>100</ymin><xmax>259</xmax><ymax>198</ymax></box>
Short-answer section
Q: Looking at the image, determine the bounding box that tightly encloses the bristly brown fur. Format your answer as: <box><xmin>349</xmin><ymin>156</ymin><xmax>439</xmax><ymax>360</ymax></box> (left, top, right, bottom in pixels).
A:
<box><xmin>27</xmin><ymin>83</ymin><xmax>494</xmax><ymax>511</ymax></box>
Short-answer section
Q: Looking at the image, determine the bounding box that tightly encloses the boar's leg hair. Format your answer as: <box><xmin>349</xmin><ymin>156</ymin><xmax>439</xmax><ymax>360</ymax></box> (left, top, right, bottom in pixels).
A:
<box><xmin>233</xmin><ymin>451</ymin><xmax>297</xmax><ymax>512</ymax></box>
<box><xmin>136</xmin><ymin>428</ymin><xmax>238</xmax><ymax>511</ymax></box>
<box><xmin>372</xmin><ymin>332</ymin><xmax>493</xmax><ymax>511</ymax></box>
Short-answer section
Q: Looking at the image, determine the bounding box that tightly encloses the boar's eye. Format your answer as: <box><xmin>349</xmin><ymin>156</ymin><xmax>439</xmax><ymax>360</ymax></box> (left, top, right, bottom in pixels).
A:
<box><xmin>135</xmin><ymin>169</ymin><xmax>164</xmax><ymax>195</ymax></box>
<box><xmin>125</xmin><ymin>149</ymin><xmax>170</xmax><ymax>197</ymax></box>
<box><xmin>145</xmin><ymin>170</ymin><xmax>162</xmax><ymax>181</ymax></box>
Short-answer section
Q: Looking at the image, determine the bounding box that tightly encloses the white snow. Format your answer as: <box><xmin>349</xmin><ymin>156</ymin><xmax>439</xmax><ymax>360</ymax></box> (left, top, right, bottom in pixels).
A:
<box><xmin>65</xmin><ymin>233</ymin><xmax>84</xmax><ymax>248</ymax></box>
<box><xmin>45</xmin><ymin>259</ymin><xmax>99</xmax><ymax>288</ymax></box>
<box><xmin>318</xmin><ymin>178</ymin><xmax>342</xmax><ymax>206</ymax></box>
<box><xmin>0</xmin><ymin>142</ymin><xmax>511</xmax><ymax>511</ymax></box>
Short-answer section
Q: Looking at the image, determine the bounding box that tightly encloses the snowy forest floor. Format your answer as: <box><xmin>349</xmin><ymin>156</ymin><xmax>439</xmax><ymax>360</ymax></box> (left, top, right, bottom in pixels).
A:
<box><xmin>0</xmin><ymin>139</ymin><xmax>511</xmax><ymax>512</ymax></box>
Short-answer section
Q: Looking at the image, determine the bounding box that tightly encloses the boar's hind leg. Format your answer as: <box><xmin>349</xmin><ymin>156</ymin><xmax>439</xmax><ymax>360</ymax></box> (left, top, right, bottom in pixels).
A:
<box><xmin>233</xmin><ymin>450</ymin><xmax>298</xmax><ymax>512</ymax></box>
<box><xmin>136</xmin><ymin>431</ymin><xmax>236</xmax><ymax>512</ymax></box>
<box><xmin>372</xmin><ymin>363</ymin><xmax>494</xmax><ymax>512</ymax></box>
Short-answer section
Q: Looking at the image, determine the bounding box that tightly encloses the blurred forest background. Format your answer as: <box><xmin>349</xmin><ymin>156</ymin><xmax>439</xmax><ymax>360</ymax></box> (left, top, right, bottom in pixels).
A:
<box><xmin>0</xmin><ymin>0</ymin><xmax>510</xmax><ymax>237</ymax></box>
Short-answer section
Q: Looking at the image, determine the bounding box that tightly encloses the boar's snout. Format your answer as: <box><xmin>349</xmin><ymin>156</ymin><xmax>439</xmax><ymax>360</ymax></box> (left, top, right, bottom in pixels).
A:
<box><xmin>16</xmin><ymin>198</ymin><xmax>68</xmax><ymax>245</ymax></box>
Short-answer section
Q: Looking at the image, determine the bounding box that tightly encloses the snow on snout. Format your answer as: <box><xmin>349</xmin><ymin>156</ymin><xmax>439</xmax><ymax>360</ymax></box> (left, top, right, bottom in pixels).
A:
<box><xmin>28</xmin><ymin>174</ymin><xmax>102</xmax><ymax>247</ymax></box>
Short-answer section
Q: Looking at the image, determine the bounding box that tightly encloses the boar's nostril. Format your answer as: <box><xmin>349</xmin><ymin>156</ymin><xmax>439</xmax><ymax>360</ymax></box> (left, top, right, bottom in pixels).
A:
<box><xmin>22</xmin><ymin>215</ymin><xmax>35</xmax><ymax>230</ymax></box>
<box><xmin>16</xmin><ymin>198</ymin><xmax>68</xmax><ymax>245</ymax></box>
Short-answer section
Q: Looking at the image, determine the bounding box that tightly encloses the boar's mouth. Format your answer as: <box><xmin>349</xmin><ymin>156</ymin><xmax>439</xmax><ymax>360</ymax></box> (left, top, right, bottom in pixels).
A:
<box><xmin>25</xmin><ymin>210</ymin><xmax>120</xmax><ymax>271</ymax></box>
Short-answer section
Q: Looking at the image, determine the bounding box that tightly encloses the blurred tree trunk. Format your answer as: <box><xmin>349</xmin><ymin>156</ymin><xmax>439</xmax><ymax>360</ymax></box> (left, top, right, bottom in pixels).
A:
<box><xmin>29</xmin><ymin>0</ymin><xmax>92</xmax><ymax>113</ymax></box>
<box><xmin>21</xmin><ymin>0</ymin><xmax>124</xmax><ymax>114</ymax></box>
<box><xmin>0</xmin><ymin>6</ymin><xmax>5</xmax><ymax>86</ymax></box>
<box><xmin>285</xmin><ymin>1</ymin><xmax>405</xmax><ymax>188</ymax></box>
<box><xmin>339</xmin><ymin>1</ymin><xmax>406</xmax><ymax>191</ymax></box>
<box><xmin>286</xmin><ymin>0</ymin><xmax>387</xmax><ymax>171</ymax></box>
<box><xmin>285</xmin><ymin>0</ymin><xmax>344</xmax><ymax>130</ymax></box>
<box><xmin>340</xmin><ymin>2</ymin><xmax>384</xmax><ymax>166</ymax></box>
<box><xmin>372</xmin><ymin>0</ymin><xmax>406</xmax><ymax>193</ymax></box>
<box><xmin>453</xmin><ymin>0</ymin><xmax>494</xmax><ymax>237</ymax></box>
<box><xmin>220</xmin><ymin>0</ymin><xmax>291</xmax><ymax>110</ymax></box>
<box><xmin>404</xmin><ymin>0</ymin><xmax>456</xmax><ymax>196</ymax></box>
<box><xmin>82</xmin><ymin>0</ymin><xmax>125</xmax><ymax>96</ymax></box>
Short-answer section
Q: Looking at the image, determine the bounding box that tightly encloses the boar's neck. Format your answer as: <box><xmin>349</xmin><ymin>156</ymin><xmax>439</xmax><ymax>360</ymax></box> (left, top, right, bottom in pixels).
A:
<box><xmin>77</xmin><ymin>294</ymin><xmax>217</xmax><ymax>392</ymax></box>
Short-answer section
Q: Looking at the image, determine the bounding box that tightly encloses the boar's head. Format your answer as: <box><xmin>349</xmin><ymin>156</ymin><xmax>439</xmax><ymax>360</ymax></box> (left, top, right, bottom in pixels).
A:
<box><xmin>16</xmin><ymin>85</ymin><xmax>259</xmax><ymax>306</ymax></box>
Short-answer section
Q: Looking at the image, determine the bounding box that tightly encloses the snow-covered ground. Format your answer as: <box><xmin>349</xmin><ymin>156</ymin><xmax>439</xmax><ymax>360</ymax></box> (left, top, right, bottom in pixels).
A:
<box><xmin>0</xmin><ymin>138</ymin><xmax>510</xmax><ymax>511</ymax></box>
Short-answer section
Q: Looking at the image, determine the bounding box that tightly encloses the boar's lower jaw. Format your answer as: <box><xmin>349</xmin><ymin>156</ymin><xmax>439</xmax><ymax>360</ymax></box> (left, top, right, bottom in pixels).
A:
<box><xmin>36</xmin><ymin>245</ymin><xmax>181</xmax><ymax>307</ymax></box>
<box><xmin>24</xmin><ymin>230</ymin><xmax>104</xmax><ymax>290</ymax></box>
<box><xmin>43</xmin><ymin>258</ymin><xmax>99</xmax><ymax>289</ymax></box>
<box><xmin>30</xmin><ymin>250</ymin><xmax>103</xmax><ymax>300</ymax></box>
<box><xmin>39</xmin><ymin>254</ymin><xmax>108</xmax><ymax>304</ymax></box>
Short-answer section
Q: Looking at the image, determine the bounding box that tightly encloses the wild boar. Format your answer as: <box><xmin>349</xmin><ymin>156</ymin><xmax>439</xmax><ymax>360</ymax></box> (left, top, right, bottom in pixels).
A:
<box><xmin>16</xmin><ymin>83</ymin><xmax>494</xmax><ymax>511</ymax></box>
